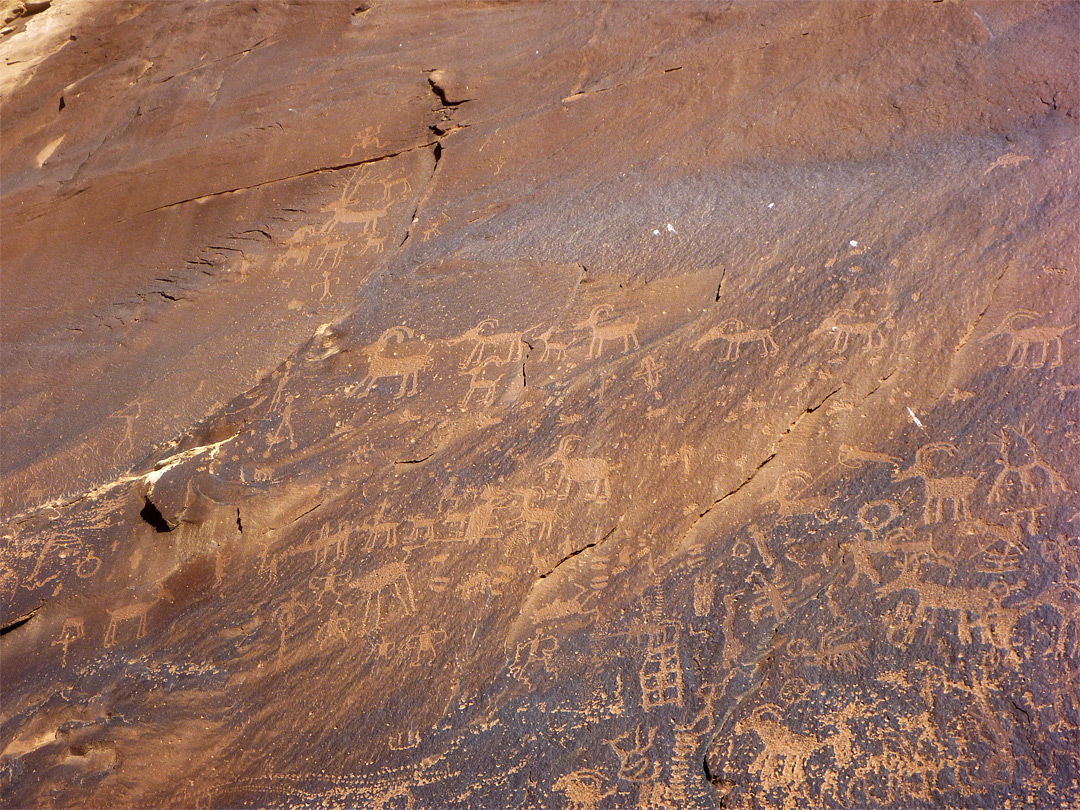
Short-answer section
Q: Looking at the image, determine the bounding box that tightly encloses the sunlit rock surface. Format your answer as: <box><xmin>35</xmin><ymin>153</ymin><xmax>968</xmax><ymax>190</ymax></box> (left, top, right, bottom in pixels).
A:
<box><xmin>2</xmin><ymin>1</ymin><xmax>1078</xmax><ymax>808</ymax></box>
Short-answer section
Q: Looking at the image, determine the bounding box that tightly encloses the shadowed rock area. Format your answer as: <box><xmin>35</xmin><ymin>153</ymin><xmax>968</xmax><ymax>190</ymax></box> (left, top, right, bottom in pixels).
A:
<box><xmin>2</xmin><ymin>1</ymin><xmax>1078</xmax><ymax>808</ymax></box>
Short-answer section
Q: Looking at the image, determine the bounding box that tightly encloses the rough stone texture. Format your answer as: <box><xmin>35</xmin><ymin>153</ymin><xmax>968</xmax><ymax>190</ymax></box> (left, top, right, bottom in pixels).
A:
<box><xmin>2</xmin><ymin>1</ymin><xmax>1078</xmax><ymax>808</ymax></box>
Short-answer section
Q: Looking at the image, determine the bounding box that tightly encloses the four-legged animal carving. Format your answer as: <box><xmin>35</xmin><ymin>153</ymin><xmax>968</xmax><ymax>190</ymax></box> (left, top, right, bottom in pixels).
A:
<box><xmin>104</xmin><ymin>586</ymin><xmax>173</xmax><ymax>646</ymax></box>
<box><xmin>894</xmin><ymin>442</ymin><xmax>978</xmax><ymax>524</ymax></box>
<box><xmin>733</xmin><ymin>704</ymin><xmax>821</xmax><ymax>785</ymax></box>
<box><xmin>983</xmin><ymin>310</ymin><xmax>1074</xmax><ymax>369</ymax></box>
<box><xmin>693</xmin><ymin>319</ymin><xmax>778</xmax><ymax>360</ymax></box>
<box><xmin>547</xmin><ymin>436</ymin><xmax>617</xmax><ymax>502</ymax></box>
<box><xmin>275</xmin><ymin>225</ymin><xmax>319</xmax><ymax>271</ymax></box>
<box><xmin>766</xmin><ymin>470</ymin><xmax>831</xmax><ymax>517</ymax></box>
<box><xmin>349</xmin><ymin>561</ymin><xmax>415</xmax><ymax>632</ymax></box>
<box><xmin>320</xmin><ymin>169</ymin><xmax>391</xmax><ymax>234</ymax></box>
<box><xmin>453</xmin><ymin>319</ymin><xmax>524</xmax><ymax>369</ymax></box>
<box><xmin>526</xmin><ymin>324</ymin><xmax>574</xmax><ymax>361</ymax></box>
<box><xmin>812</xmin><ymin>309</ymin><xmax>890</xmax><ymax>353</ymax></box>
<box><xmin>508</xmin><ymin>486</ymin><xmax>556</xmax><ymax>544</ymax></box>
<box><xmin>353</xmin><ymin>326</ymin><xmax>430</xmax><ymax>399</ymax></box>
<box><xmin>461</xmin><ymin>356</ymin><xmax>505</xmax><ymax>408</ymax></box>
<box><xmin>573</xmin><ymin>305</ymin><xmax>640</xmax><ymax>359</ymax></box>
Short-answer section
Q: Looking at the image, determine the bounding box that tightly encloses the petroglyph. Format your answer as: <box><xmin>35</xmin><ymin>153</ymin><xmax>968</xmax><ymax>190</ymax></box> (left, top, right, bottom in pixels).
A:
<box><xmin>894</xmin><ymin>442</ymin><xmax>979</xmax><ymax>524</ymax></box>
<box><xmin>546</xmin><ymin>436</ymin><xmax>616</xmax><ymax>502</ymax></box>
<box><xmin>573</xmin><ymin>305</ymin><xmax>641</xmax><ymax>359</ymax></box>
<box><xmin>348</xmin><ymin>560</ymin><xmax>415</xmax><ymax>633</ymax></box>
<box><xmin>692</xmin><ymin>318</ymin><xmax>779</xmax><ymax>360</ymax></box>
<box><xmin>983</xmin><ymin>310</ymin><xmax>1074</xmax><ymax>369</ymax></box>
<box><xmin>52</xmin><ymin>617</ymin><xmax>85</xmax><ymax>666</ymax></box>
<box><xmin>104</xmin><ymin>587</ymin><xmax>172</xmax><ymax>647</ymax></box>
<box><xmin>452</xmin><ymin>318</ymin><xmax>525</xmax><ymax>369</ymax></box>
<box><xmin>320</xmin><ymin>168</ymin><xmax>392</xmax><ymax>234</ymax></box>
<box><xmin>812</xmin><ymin>308</ymin><xmax>891</xmax><ymax>353</ymax></box>
<box><xmin>526</xmin><ymin>324</ymin><xmax>575</xmax><ymax>361</ymax></box>
<box><xmin>989</xmin><ymin>425</ymin><xmax>1070</xmax><ymax>502</ymax></box>
<box><xmin>765</xmin><ymin>470</ymin><xmax>831</xmax><ymax>517</ymax></box>
<box><xmin>351</xmin><ymin>326</ymin><xmax>430</xmax><ymax>399</ymax></box>
<box><xmin>553</xmin><ymin>769</ymin><xmax>613</xmax><ymax>810</ymax></box>
<box><xmin>506</xmin><ymin>486</ymin><xmax>556</xmax><ymax>544</ymax></box>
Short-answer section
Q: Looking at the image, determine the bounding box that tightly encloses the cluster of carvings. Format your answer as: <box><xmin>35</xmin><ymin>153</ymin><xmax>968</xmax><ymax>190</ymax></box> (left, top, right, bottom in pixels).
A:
<box><xmin>2</xmin><ymin>237</ymin><xmax>1076</xmax><ymax>809</ymax></box>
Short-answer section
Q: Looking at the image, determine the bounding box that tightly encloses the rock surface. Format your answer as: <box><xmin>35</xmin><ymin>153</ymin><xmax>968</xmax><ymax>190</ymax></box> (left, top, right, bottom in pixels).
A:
<box><xmin>2</xmin><ymin>1</ymin><xmax>1079</xmax><ymax>808</ymax></box>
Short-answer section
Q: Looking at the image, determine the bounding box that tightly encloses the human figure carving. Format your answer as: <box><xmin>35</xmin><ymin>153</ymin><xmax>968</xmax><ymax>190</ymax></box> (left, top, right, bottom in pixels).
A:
<box><xmin>53</xmin><ymin>617</ymin><xmax>85</xmax><ymax>666</ymax></box>
<box><xmin>352</xmin><ymin>326</ymin><xmax>430</xmax><ymax>399</ymax></box>
<box><xmin>982</xmin><ymin>310</ymin><xmax>1075</xmax><ymax>369</ymax></box>
<box><xmin>632</xmin><ymin>355</ymin><xmax>663</xmax><ymax>390</ymax></box>
<box><xmin>573</xmin><ymin>305</ymin><xmax>641</xmax><ymax>359</ymax></box>
<box><xmin>110</xmin><ymin>401</ymin><xmax>142</xmax><ymax>457</ymax></box>
<box><xmin>812</xmin><ymin>308</ymin><xmax>891</xmax><ymax>352</ymax></box>
<box><xmin>316</xmin><ymin>614</ymin><xmax>351</xmax><ymax>648</ymax></box>
<box><xmin>692</xmin><ymin>318</ymin><xmax>778</xmax><ymax>360</ymax></box>
<box><xmin>459</xmin><ymin>486</ymin><xmax>507</xmax><ymax>545</ymax></box>
<box><xmin>894</xmin><ymin>442</ymin><xmax>978</xmax><ymax>524</ymax></box>
<box><xmin>989</xmin><ymin>425</ymin><xmax>1070</xmax><ymax>502</ymax></box>
<box><xmin>403</xmin><ymin>625</ymin><xmax>446</xmax><ymax>666</ymax></box>
<box><xmin>546</xmin><ymin>435</ymin><xmax>616</xmax><ymax>502</ymax></box>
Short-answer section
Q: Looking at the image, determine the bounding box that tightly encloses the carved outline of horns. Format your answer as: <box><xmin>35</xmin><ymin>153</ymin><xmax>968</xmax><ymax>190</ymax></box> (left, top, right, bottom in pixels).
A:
<box><xmin>559</xmin><ymin>435</ymin><xmax>583</xmax><ymax>451</ymax></box>
<box><xmin>383</xmin><ymin>326</ymin><xmax>415</xmax><ymax>342</ymax></box>
<box><xmin>858</xmin><ymin>500</ymin><xmax>899</xmax><ymax>531</ymax></box>
<box><xmin>915</xmin><ymin>441</ymin><xmax>959</xmax><ymax>463</ymax></box>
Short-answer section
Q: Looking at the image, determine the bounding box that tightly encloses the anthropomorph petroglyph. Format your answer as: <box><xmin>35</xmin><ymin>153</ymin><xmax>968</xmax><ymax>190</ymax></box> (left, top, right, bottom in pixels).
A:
<box><xmin>988</xmin><ymin>425</ymin><xmax>1070</xmax><ymax>503</ymax></box>
<box><xmin>52</xmin><ymin>617</ymin><xmax>85</xmax><ymax>666</ymax></box>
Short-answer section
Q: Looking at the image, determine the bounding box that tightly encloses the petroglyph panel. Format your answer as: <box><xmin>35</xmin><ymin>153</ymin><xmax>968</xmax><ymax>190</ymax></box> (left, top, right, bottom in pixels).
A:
<box><xmin>3</xmin><ymin>3</ymin><xmax>1079</xmax><ymax>809</ymax></box>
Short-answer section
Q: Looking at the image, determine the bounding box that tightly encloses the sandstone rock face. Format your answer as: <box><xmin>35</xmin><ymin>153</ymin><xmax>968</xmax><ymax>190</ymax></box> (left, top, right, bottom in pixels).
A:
<box><xmin>2</xmin><ymin>2</ymin><xmax>1078</xmax><ymax>808</ymax></box>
